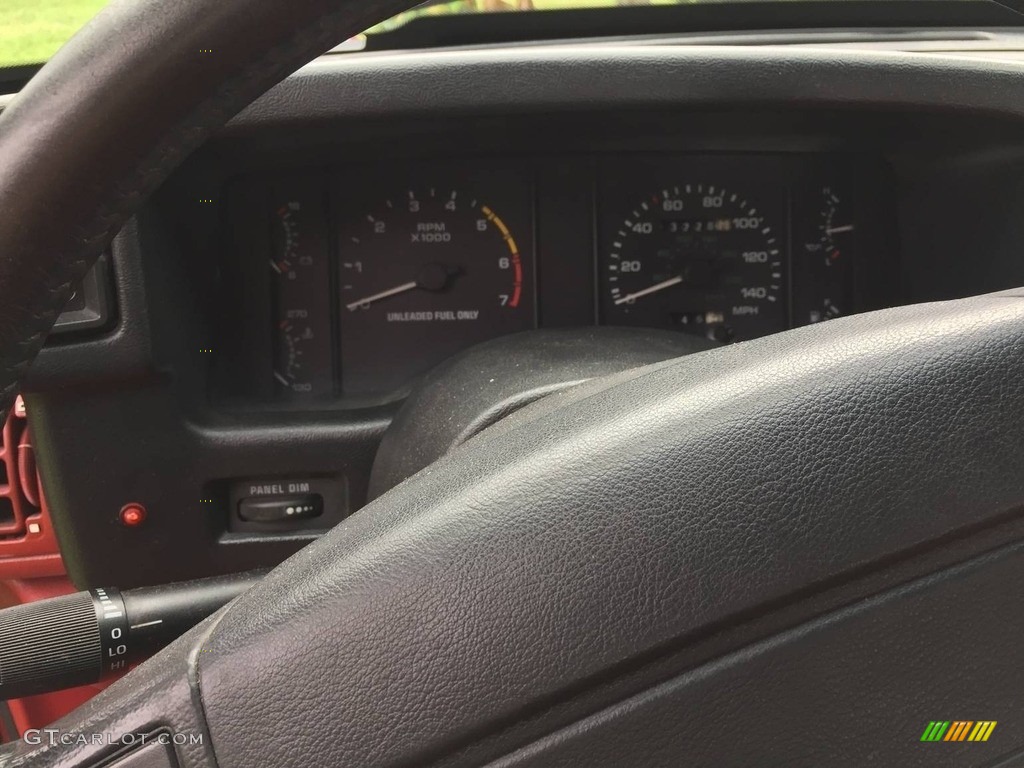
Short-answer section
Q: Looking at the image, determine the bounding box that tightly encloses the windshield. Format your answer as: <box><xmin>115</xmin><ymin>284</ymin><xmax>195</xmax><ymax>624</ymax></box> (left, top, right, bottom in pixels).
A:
<box><xmin>3</xmin><ymin>0</ymin><xmax>107</xmax><ymax>69</ymax></box>
<box><xmin>0</xmin><ymin>0</ymin><xmax>1004</xmax><ymax>70</ymax></box>
<box><xmin>368</xmin><ymin>0</ymin><xmax>741</xmax><ymax>34</ymax></box>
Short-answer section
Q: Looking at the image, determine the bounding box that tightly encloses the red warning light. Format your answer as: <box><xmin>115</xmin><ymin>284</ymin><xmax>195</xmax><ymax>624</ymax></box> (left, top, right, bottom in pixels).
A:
<box><xmin>119</xmin><ymin>503</ymin><xmax>147</xmax><ymax>527</ymax></box>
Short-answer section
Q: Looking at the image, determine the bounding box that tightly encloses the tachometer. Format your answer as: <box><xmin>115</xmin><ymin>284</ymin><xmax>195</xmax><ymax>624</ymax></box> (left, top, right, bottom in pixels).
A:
<box><xmin>337</xmin><ymin>180</ymin><xmax>535</xmax><ymax>397</ymax></box>
<box><xmin>601</xmin><ymin>183</ymin><xmax>786</xmax><ymax>342</ymax></box>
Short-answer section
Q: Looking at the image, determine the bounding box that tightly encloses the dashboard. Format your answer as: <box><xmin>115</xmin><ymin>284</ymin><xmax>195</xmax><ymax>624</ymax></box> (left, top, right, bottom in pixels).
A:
<box><xmin>13</xmin><ymin>40</ymin><xmax>1024</xmax><ymax>588</ymax></box>
<box><xmin>215</xmin><ymin>153</ymin><xmax>894</xmax><ymax>405</ymax></box>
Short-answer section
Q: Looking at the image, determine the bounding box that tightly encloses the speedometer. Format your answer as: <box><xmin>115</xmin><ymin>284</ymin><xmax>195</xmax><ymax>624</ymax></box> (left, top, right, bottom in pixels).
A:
<box><xmin>601</xmin><ymin>183</ymin><xmax>786</xmax><ymax>342</ymax></box>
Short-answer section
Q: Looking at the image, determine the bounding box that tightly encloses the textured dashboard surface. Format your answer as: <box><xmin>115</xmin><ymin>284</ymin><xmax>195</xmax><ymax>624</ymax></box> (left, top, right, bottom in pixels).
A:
<box><xmin>234</xmin><ymin>44</ymin><xmax>1024</xmax><ymax>129</ymax></box>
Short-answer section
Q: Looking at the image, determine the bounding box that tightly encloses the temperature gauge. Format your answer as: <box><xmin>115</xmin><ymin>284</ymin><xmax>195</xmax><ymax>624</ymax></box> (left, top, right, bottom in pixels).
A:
<box><xmin>796</xmin><ymin>185</ymin><xmax>855</xmax><ymax>326</ymax></box>
<box><xmin>270</xmin><ymin>180</ymin><xmax>334</xmax><ymax>399</ymax></box>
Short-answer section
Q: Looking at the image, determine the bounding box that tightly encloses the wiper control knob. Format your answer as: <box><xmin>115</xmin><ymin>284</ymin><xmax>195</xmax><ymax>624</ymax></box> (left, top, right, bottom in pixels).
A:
<box><xmin>0</xmin><ymin>570</ymin><xmax>264</xmax><ymax>700</ymax></box>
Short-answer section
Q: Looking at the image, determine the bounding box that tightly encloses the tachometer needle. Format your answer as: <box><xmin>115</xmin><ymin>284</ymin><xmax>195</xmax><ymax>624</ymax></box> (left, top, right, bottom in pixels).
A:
<box><xmin>614</xmin><ymin>275</ymin><xmax>684</xmax><ymax>305</ymax></box>
<box><xmin>346</xmin><ymin>281</ymin><xmax>418</xmax><ymax>311</ymax></box>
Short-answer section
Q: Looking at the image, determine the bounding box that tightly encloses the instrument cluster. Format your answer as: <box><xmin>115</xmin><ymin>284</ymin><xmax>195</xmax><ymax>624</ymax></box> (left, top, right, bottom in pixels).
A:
<box><xmin>215</xmin><ymin>154</ymin><xmax>894</xmax><ymax>406</ymax></box>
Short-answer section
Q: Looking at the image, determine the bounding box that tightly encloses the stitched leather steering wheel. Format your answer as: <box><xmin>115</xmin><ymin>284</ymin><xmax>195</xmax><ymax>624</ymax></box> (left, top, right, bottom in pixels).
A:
<box><xmin>3</xmin><ymin>2</ymin><xmax>1024</xmax><ymax>767</ymax></box>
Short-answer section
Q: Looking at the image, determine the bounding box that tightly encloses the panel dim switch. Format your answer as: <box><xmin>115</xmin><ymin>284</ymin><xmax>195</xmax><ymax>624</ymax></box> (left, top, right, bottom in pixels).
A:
<box><xmin>237</xmin><ymin>494</ymin><xmax>323</xmax><ymax>523</ymax></box>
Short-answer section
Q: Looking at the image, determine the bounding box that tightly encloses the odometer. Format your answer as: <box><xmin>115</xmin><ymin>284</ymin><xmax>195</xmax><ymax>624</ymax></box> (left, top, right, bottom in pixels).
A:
<box><xmin>601</xmin><ymin>183</ymin><xmax>787</xmax><ymax>342</ymax></box>
<box><xmin>337</xmin><ymin>179</ymin><xmax>535</xmax><ymax>397</ymax></box>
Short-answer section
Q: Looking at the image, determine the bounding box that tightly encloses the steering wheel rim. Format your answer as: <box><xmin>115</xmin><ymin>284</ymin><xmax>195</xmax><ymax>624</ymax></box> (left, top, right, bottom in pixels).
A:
<box><xmin>0</xmin><ymin>0</ymin><xmax>416</xmax><ymax>413</ymax></box>
<box><xmin>4</xmin><ymin>2</ymin><xmax>1024</xmax><ymax>767</ymax></box>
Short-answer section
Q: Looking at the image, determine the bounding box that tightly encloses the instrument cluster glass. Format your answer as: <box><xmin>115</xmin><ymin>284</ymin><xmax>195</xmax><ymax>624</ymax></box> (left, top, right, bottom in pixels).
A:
<box><xmin>215</xmin><ymin>154</ymin><xmax>884</xmax><ymax>406</ymax></box>
<box><xmin>600</xmin><ymin>177</ymin><xmax>788</xmax><ymax>342</ymax></box>
<box><xmin>335</xmin><ymin>172</ymin><xmax>535</xmax><ymax>396</ymax></box>
<box><xmin>597</xmin><ymin>156</ymin><xmax>864</xmax><ymax>345</ymax></box>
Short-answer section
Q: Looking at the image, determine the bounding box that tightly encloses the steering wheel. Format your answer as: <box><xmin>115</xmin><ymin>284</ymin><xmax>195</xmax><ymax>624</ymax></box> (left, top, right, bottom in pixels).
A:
<box><xmin>2</xmin><ymin>1</ymin><xmax>1024</xmax><ymax>766</ymax></box>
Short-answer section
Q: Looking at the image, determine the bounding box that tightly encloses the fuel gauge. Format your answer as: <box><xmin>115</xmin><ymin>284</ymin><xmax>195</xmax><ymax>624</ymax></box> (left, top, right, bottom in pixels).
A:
<box><xmin>270</xmin><ymin>179</ymin><xmax>334</xmax><ymax>399</ymax></box>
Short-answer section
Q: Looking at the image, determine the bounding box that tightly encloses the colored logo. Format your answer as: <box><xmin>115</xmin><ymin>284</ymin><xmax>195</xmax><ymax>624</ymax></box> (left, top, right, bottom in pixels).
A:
<box><xmin>921</xmin><ymin>721</ymin><xmax>997</xmax><ymax>742</ymax></box>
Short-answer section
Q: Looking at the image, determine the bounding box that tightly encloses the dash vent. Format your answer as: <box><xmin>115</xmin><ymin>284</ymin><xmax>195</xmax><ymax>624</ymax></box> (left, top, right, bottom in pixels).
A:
<box><xmin>0</xmin><ymin>398</ymin><xmax>63</xmax><ymax>577</ymax></box>
<box><xmin>0</xmin><ymin>400</ymin><xmax>34</xmax><ymax>538</ymax></box>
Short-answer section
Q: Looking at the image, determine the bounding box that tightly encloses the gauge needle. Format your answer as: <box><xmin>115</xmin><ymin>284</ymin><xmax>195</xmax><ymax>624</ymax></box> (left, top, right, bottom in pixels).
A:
<box><xmin>614</xmin><ymin>275</ymin><xmax>684</xmax><ymax>305</ymax></box>
<box><xmin>825</xmin><ymin>224</ymin><xmax>855</xmax><ymax>235</ymax></box>
<box><xmin>346</xmin><ymin>280</ymin><xmax>418</xmax><ymax>311</ymax></box>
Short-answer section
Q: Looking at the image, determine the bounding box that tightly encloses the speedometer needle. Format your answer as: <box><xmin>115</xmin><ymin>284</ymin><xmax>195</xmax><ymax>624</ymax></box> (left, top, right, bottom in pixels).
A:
<box><xmin>825</xmin><ymin>224</ymin><xmax>855</xmax><ymax>235</ymax></box>
<box><xmin>346</xmin><ymin>280</ymin><xmax>418</xmax><ymax>311</ymax></box>
<box><xmin>614</xmin><ymin>275</ymin><xmax>684</xmax><ymax>305</ymax></box>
